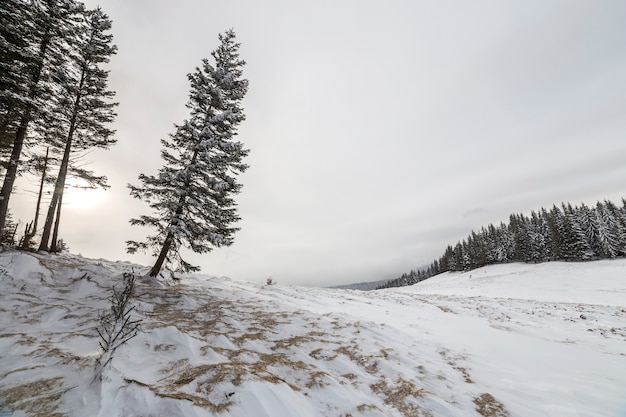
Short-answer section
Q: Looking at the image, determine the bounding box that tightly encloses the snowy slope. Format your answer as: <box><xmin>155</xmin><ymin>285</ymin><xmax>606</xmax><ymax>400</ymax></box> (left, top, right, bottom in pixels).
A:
<box><xmin>0</xmin><ymin>251</ymin><xmax>625</xmax><ymax>417</ymax></box>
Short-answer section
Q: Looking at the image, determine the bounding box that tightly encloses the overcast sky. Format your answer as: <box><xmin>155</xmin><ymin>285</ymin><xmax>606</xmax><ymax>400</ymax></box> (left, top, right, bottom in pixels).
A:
<box><xmin>13</xmin><ymin>0</ymin><xmax>626</xmax><ymax>286</ymax></box>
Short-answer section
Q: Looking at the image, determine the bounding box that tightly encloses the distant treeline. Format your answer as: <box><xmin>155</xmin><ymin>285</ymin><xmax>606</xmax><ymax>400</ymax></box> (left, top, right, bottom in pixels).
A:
<box><xmin>377</xmin><ymin>198</ymin><xmax>626</xmax><ymax>290</ymax></box>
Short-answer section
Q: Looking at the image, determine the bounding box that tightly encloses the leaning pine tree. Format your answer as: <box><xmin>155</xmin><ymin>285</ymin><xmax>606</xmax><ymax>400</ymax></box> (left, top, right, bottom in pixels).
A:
<box><xmin>127</xmin><ymin>29</ymin><xmax>249</xmax><ymax>277</ymax></box>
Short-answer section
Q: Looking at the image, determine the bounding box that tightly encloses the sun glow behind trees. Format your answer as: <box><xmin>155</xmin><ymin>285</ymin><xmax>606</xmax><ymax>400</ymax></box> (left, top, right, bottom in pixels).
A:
<box><xmin>0</xmin><ymin>0</ymin><xmax>117</xmax><ymax>251</ymax></box>
<box><xmin>1</xmin><ymin>2</ymin><xmax>250</xmax><ymax>266</ymax></box>
<box><xmin>62</xmin><ymin>177</ymin><xmax>105</xmax><ymax>211</ymax></box>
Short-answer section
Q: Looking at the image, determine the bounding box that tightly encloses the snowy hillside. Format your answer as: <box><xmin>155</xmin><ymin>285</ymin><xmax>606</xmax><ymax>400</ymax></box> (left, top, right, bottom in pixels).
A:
<box><xmin>1</xmin><ymin>251</ymin><xmax>625</xmax><ymax>417</ymax></box>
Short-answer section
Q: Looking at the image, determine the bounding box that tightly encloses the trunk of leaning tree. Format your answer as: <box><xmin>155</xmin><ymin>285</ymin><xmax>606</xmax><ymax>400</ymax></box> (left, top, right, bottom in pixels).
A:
<box><xmin>0</xmin><ymin>28</ymin><xmax>52</xmax><ymax>235</ymax></box>
<box><xmin>149</xmin><ymin>232</ymin><xmax>174</xmax><ymax>277</ymax></box>
<box><xmin>148</xmin><ymin>149</ymin><xmax>198</xmax><ymax>277</ymax></box>
<box><xmin>50</xmin><ymin>190</ymin><xmax>63</xmax><ymax>252</ymax></box>
<box><xmin>38</xmin><ymin>136</ymin><xmax>71</xmax><ymax>251</ymax></box>
<box><xmin>39</xmin><ymin>71</ymin><xmax>85</xmax><ymax>252</ymax></box>
<box><xmin>20</xmin><ymin>148</ymin><xmax>49</xmax><ymax>250</ymax></box>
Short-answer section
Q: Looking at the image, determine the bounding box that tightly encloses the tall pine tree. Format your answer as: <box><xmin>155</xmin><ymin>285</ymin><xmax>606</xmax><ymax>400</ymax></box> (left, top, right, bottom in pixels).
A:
<box><xmin>0</xmin><ymin>0</ymin><xmax>35</xmax><ymax>152</ymax></box>
<box><xmin>0</xmin><ymin>0</ymin><xmax>82</xmax><ymax>234</ymax></box>
<box><xmin>38</xmin><ymin>6</ymin><xmax>117</xmax><ymax>251</ymax></box>
<box><xmin>127</xmin><ymin>29</ymin><xmax>249</xmax><ymax>277</ymax></box>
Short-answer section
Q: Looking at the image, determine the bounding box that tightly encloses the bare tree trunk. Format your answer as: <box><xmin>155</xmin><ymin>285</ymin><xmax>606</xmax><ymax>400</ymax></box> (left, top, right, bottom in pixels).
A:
<box><xmin>39</xmin><ymin>70</ymin><xmax>85</xmax><ymax>252</ymax></box>
<box><xmin>39</xmin><ymin>159</ymin><xmax>67</xmax><ymax>251</ymax></box>
<box><xmin>20</xmin><ymin>148</ymin><xmax>49</xmax><ymax>249</ymax></box>
<box><xmin>50</xmin><ymin>190</ymin><xmax>63</xmax><ymax>252</ymax></box>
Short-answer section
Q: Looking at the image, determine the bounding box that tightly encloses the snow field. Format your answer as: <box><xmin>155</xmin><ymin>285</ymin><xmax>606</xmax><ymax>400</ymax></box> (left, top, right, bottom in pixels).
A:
<box><xmin>0</xmin><ymin>252</ymin><xmax>625</xmax><ymax>416</ymax></box>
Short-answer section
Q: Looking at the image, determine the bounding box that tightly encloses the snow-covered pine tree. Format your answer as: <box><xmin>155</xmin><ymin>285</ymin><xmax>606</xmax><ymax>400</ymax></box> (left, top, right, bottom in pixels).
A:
<box><xmin>466</xmin><ymin>230</ymin><xmax>487</xmax><ymax>269</ymax></box>
<box><xmin>497</xmin><ymin>221</ymin><xmax>514</xmax><ymax>263</ymax></box>
<box><xmin>127</xmin><ymin>29</ymin><xmax>249</xmax><ymax>277</ymax></box>
<box><xmin>528</xmin><ymin>210</ymin><xmax>549</xmax><ymax>262</ymax></box>
<box><xmin>576</xmin><ymin>203</ymin><xmax>600</xmax><ymax>258</ymax></box>
<box><xmin>594</xmin><ymin>201</ymin><xmax>621</xmax><ymax>259</ymax></box>
<box><xmin>0</xmin><ymin>0</ymin><xmax>83</xmax><ymax>234</ymax></box>
<box><xmin>602</xmin><ymin>200</ymin><xmax>626</xmax><ymax>256</ymax></box>
<box><xmin>440</xmin><ymin>245</ymin><xmax>454</xmax><ymax>272</ymax></box>
<box><xmin>545</xmin><ymin>205</ymin><xmax>564</xmax><ymax>260</ymax></box>
<box><xmin>509</xmin><ymin>213</ymin><xmax>532</xmax><ymax>262</ymax></box>
<box><xmin>560</xmin><ymin>203</ymin><xmax>593</xmax><ymax>261</ymax></box>
<box><xmin>452</xmin><ymin>242</ymin><xmax>465</xmax><ymax>271</ymax></box>
<box><xmin>538</xmin><ymin>208</ymin><xmax>555</xmax><ymax>261</ymax></box>
<box><xmin>483</xmin><ymin>224</ymin><xmax>498</xmax><ymax>264</ymax></box>
<box><xmin>0</xmin><ymin>0</ymin><xmax>35</xmax><ymax>153</ymax></box>
<box><xmin>38</xmin><ymin>6</ymin><xmax>117</xmax><ymax>252</ymax></box>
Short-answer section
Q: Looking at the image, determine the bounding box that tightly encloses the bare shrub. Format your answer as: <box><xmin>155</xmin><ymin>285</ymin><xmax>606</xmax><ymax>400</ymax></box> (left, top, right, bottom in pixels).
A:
<box><xmin>95</xmin><ymin>272</ymin><xmax>141</xmax><ymax>380</ymax></box>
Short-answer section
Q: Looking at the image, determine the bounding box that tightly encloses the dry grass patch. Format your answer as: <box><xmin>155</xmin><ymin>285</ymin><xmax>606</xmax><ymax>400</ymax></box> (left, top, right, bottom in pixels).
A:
<box><xmin>309</xmin><ymin>347</ymin><xmax>337</xmax><ymax>361</ymax></box>
<box><xmin>155</xmin><ymin>350</ymin><xmax>323</xmax><ymax>412</ymax></box>
<box><xmin>161</xmin><ymin>358</ymin><xmax>190</xmax><ymax>377</ymax></box>
<box><xmin>335</xmin><ymin>344</ymin><xmax>360</xmax><ymax>362</ymax></box>
<box><xmin>0</xmin><ymin>377</ymin><xmax>68</xmax><ymax>417</ymax></box>
<box><xmin>233</xmin><ymin>332</ymin><xmax>266</xmax><ymax>346</ymax></box>
<box><xmin>153</xmin><ymin>343</ymin><xmax>176</xmax><ymax>352</ymax></box>
<box><xmin>155</xmin><ymin>389</ymin><xmax>233</xmax><ymax>413</ymax></box>
<box><xmin>249</xmin><ymin>314</ymin><xmax>288</xmax><ymax>330</ymax></box>
<box><xmin>271</xmin><ymin>335</ymin><xmax>313</xmax><ymax>350</ymax></box>
<box><xmin>335</xmin><ymin>344</ymin><xmax>381</xmax><ymax>374</ymax></box>
<box><xmin>1</xmin><ymin>333</ymin><xmax>36</xmax><ymax>347</ymax></box>
<box><xmin>438</xmin><ymin>348</ymin><xmax>474</xmax><ymax>384</ymax></box>
<box><xmin>474</xmin><ymin>393</ymin><xmax>510</xmax><ymax>417</ymax></box>
<box><xmin>357</xmin><ymin>403</ymin><xmax>381</xmax><ymax>412</ymax></box>
<box><xmin>342</xmin><ymin>373</ymin><xmax>358</xmax><ymax>381</ymax></box>
<box><xmin>306</xmin><ymin>371</ymin><xmax>330</xmax><ymax>389</ymax></box>
<box><xmin>437</xmin><ymin>305</ymin><xmax>455</xmax><ymax>313</ymax></box>
<box><xmin>370</xmin><ymin>377</ymin><xmax>428</xmax><ymax>417</ymax></box>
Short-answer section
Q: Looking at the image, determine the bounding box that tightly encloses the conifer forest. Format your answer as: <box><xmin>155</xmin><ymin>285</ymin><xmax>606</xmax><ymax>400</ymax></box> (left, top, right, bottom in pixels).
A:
<box><xmin>380</xmin><ymin>199</ymin><xmax>626</xmax><ymax>289</ymax></box>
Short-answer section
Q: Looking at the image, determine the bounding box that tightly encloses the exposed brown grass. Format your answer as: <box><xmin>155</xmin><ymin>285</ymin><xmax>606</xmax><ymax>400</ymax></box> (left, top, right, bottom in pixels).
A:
<box><xmin>370</xmin><ymin>377</ymin><xmax>428</xmax><ymax>417</ymax></box>
<box><xmin>438</xmin><ymin>348</ymin><xmax>474</xmax><ymax>384</ymax></box>
<box><xmin>0</xmin><ymin>377</ymin><xmax>68</xmax><ymax>417</ymax></box>
<box><xmin>474</xmin><ymin>393</ymin><xmax>510</xmax><ymax>417</ymax></box>
<box><xmin>306</xmin><ymin>371</ymin><xmax>330</xmax><ymax>389</ymax></box>
<box><xmin>357</xmin><ymin>403</ymin><xmax>381</xmax><ymax>412</ymax></box>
